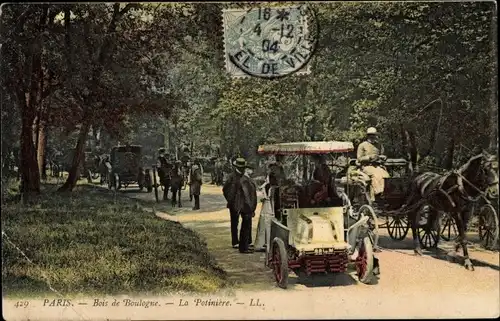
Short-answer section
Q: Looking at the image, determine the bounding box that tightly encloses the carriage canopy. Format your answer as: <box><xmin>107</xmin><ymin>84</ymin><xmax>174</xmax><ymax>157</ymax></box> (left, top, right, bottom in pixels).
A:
<box><xmin>257</xmin><ymin>141</ymin><xmax>354</xmax><ymax>155</ymax></box>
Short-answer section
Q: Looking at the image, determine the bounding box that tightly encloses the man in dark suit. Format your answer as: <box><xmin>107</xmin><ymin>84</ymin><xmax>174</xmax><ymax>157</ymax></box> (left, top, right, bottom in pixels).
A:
<box><xmin>157</xmin><ymin>148</ymin><xmax>172</xmax><ymax>200</ymax></box>
<box><xmin>190</xmin><ymin>160</ymin><xmax>203</xmax><ymax>210</ymax></box>
<box><xmin>223</xmin><ymin>157</ymin><xmax>257</xmax><ymax>254</ymax></box>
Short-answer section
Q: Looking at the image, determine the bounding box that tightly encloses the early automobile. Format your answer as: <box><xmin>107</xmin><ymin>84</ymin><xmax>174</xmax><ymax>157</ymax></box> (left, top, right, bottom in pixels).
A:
<box><xmin>255</xmin><ymin>141</ymin><xmax>380</xmax><ymax>288</ymax></box>
<box><xmin>108</xmin><ymin>145</ymin><xmax>153</xmax><ymax>192</ymax></box>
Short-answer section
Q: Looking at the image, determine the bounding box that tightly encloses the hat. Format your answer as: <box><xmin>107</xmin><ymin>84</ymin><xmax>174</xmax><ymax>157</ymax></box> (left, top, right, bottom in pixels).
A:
<box><xmin>158</xmin><ymin>148</ymin><xmax>166</xmax><ymax>154</ymax></box>
<box><xmin>367</xmin><ymin>127</ymin><xmax>378</xmax><ymax>135</ymax></box>
<box><xmin>232</xmin><ymin>157</ymin><xmax>249</xmax><ymax>168</ymax></box>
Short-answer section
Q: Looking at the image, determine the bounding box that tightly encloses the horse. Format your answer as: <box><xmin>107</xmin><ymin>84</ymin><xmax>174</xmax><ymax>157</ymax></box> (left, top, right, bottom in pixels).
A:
<box><xmin>170</xmin><ymin>162</ymin><xmax>186</xmax><ymax>207</ymax></box>
<box><xmin>97</xmin><ymin>154</ymin><xmax>111</xmax><ymax>185</ymax></box>
<box><xmin>157</xmin><ymin>159</ymin><xmax>172</xmax><ymax>201</ymax></box>
<box><xmin>47</xmin><ymin>150</ymin><xmax>63</xmax><ymax>178</ymax></box>
<box><xmin>403</xmin><ymin>151</ymin><xmax>499</xmax><ymax>270</ymax></box>
<box><xmin>213</xmin><ymin>160</ymin><xmax>225</xmax><ymax>186</ymax></box>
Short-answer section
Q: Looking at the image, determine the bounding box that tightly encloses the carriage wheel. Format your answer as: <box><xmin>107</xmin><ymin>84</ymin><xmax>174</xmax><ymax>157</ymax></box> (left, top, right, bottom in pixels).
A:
<box><xmin>439</xmin><ymin>212</ymin><xmax>458</xmax><ymax>242</ymax></box>
<box><xmin>271</xmin><ymin>238</ymin><xmax>289</xmax><ymax>289</ymax></box>
<box><xmin>417</xmin><ymin>211</ymin><xmax>440</xmax><ymax>249</ymax></box>
<box><xmin>356</xmin><ymin>236</ymin><xmax>374</xmax><ymax>284</ymax></box>
<box><xmin>386</xmin><ymin>216</ymin><xmax>409</xmax><ymax>241</ymax></box>
<box><xmin>359</xmin><ymin>205</ymin><xmax>379</xmax><ymax>249</ymax></box>
<box><xmin>478</xmin><ymin>204</ymin><xmax>499</xmax><ymax>250</ymax></box>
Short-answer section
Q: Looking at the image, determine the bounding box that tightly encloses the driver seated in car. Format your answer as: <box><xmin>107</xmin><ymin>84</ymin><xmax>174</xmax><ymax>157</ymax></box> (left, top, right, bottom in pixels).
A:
<box><xmin>357</xmin><ymin>127</ymin><xmax>390</xmax><ymax>201</ymax></box>
<box><xmin>310</xmin><ymin>154</ymin><xmax>341</xmax><ymax>207</ymax></box>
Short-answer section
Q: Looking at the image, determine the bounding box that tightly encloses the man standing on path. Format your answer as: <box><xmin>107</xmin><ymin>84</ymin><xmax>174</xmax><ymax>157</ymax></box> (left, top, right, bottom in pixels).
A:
<box><xmin>190</xmin><ymin>160</ymin><xmax>203</xmax><ymax>210</ymax></box>
<box><xmin>157</xmin><ymin>148</ymin><xmax>172</xmax><ymax>200</ymax></box>
<box><xmin>223</xmin><ymin>157</ymin><xmax>257</xmax><ymax>254</ymax></box>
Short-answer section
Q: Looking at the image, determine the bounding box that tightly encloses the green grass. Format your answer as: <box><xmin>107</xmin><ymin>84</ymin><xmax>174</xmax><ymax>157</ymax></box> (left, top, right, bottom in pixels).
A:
<box><xmin>2</xmin><ymin>183</ymin><xmax>229</xmax><ymax>298</ymax></box>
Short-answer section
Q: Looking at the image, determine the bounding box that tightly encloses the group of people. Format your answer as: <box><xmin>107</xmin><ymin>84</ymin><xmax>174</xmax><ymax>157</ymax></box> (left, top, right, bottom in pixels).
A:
<box><xmin>157</xmin><ymin>147</ymin><xmax>203</xmax><ymax>210</ymax></box>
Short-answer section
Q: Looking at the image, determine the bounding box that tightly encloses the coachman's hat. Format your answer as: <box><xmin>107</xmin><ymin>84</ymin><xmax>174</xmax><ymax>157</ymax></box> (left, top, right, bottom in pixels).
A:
<box><xmin>367</xmin><ymin>127</ymin><xmax>378</xmax><ymax>135</ymax></box>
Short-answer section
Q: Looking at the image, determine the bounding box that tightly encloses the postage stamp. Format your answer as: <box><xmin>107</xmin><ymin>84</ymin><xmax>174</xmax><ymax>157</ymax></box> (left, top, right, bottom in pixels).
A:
<box><xmin>2</xmin><ymin>1</ymin><xmax>499</xmax><ymax>320</ymax></box>
<box><xmin>222</xmin><ymin>4</ymin><xmax>318</xmax><ymax>78</ymax></box>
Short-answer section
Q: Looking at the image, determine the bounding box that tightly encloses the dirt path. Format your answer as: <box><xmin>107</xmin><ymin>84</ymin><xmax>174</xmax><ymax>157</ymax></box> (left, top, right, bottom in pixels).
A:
<box><xmin>131</xmin><ymin>183</ymin><xmax>276</xmax><ymax>290</ymax></box>
<box><xmin>123</xmin><ymin>183</ymin><xmax>500</xmax><ymax>317</ymax></box>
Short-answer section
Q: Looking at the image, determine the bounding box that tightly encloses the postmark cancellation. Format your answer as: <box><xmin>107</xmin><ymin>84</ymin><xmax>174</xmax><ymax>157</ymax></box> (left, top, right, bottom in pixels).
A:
<box><xmin>222</xmin><ymin>4</ymin><xmax>318</xmax><ymax>79</ymax></box>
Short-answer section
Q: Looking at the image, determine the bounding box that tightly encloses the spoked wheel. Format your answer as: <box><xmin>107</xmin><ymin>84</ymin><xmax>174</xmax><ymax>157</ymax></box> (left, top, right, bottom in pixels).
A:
<box><xmin>355</xmin><ymin>236</ymin><xmax>374</xmax><ymax>284</ymax></box>
<box><xmin>386</xmin><ymin>215</ymin><xmax>410</xmax><ymax>241</ymax></box>
<box><xmin>271</xmin><ymin>238</ymin><xmax>289</xmax><ymax>289</ymax></box>
<box><xmin>417</xmin><ymin>210</ymin><xmax>440</xmax><ymax>249</ymax></box>
<box><xmin>359</xmin><ymin>205</ymin><xmax>379</xmax><ymax>249</ymax></box>
<box><xmin>478</xmin><ymin>204</ymin><xmax>499</xmax><ymax>249</ymax></box>
<box><xmin>439</xmin><ymin>212</ymin><xmax>458</xmax><ymax>242</ymax></box>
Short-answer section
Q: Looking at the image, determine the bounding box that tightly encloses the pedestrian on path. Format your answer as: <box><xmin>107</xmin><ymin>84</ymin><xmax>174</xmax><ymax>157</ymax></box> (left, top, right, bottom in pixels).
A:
<box><xmin>222</xmin><ymin>157</ymin><xmax>257</xmax><ymax>254</ymax></box>
<box><xmin>190</xmin><ymin>161</ymin><xmax>203</xmax><ymax>210</ymax></box>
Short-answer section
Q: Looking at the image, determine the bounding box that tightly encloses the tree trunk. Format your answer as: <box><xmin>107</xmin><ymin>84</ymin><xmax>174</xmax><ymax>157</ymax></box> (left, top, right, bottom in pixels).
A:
<box><xmin>19</xmin><ymin>107</ymin><xmax>41</xmax><ymax>202</ymax></box>
<box><xmin>58</xmin><ymin>121</ymin><xmax>91</xmax><ymax>191</ymax></box>
<box><xmin>37</xmin><ymin>123</ymin><xmax>47</xmax><ymax>180</ymax></box>
<box><xmin>18</xmin><ymin>11</ymin><xmax>46</xmax><ymax>202</ymax></box>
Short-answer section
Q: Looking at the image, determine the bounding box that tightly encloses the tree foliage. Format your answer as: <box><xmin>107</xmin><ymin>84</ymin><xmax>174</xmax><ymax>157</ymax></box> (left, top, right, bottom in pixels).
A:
<box><xmin>1</xmin><ymin>2</ymin><xmax>496</xmax><ymax>200</ymax></box>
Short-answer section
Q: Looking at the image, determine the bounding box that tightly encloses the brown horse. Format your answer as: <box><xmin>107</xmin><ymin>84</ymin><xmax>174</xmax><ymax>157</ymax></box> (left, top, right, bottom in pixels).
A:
<box><xmin>170</xmin><ymin>162</ymin><xmax>186</xmax><ymax>207</ymax></box>
<box><xmin>157</xmin><ymin>157</ymin><xmax>172</xmax><ymax>201</ymax></box>
<box><xmin>404</xmin><ymin>151</ymin><xmax>498</xmax><ymax>270</ymax></box>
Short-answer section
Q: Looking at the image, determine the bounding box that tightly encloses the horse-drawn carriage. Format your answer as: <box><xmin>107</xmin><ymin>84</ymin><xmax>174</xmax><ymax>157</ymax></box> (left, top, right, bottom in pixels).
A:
<box><xmin>108</xmin><ymin>145</ymin><xmax>153</xmax><ymax>192</ymax></box>
<box><xmin>256</xmin><ymin>141</ymin><xmax>380</xmax><ymax>288</ymax></box>
<box><xmin>336</xmin><ymin>149</ymin><xmax>499</xmax><ymax>270</ymax></box>
<box><xmin>336</xmin><ymin>157</ymin><xmax>440</xmax><ymax>250</ymax></box>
